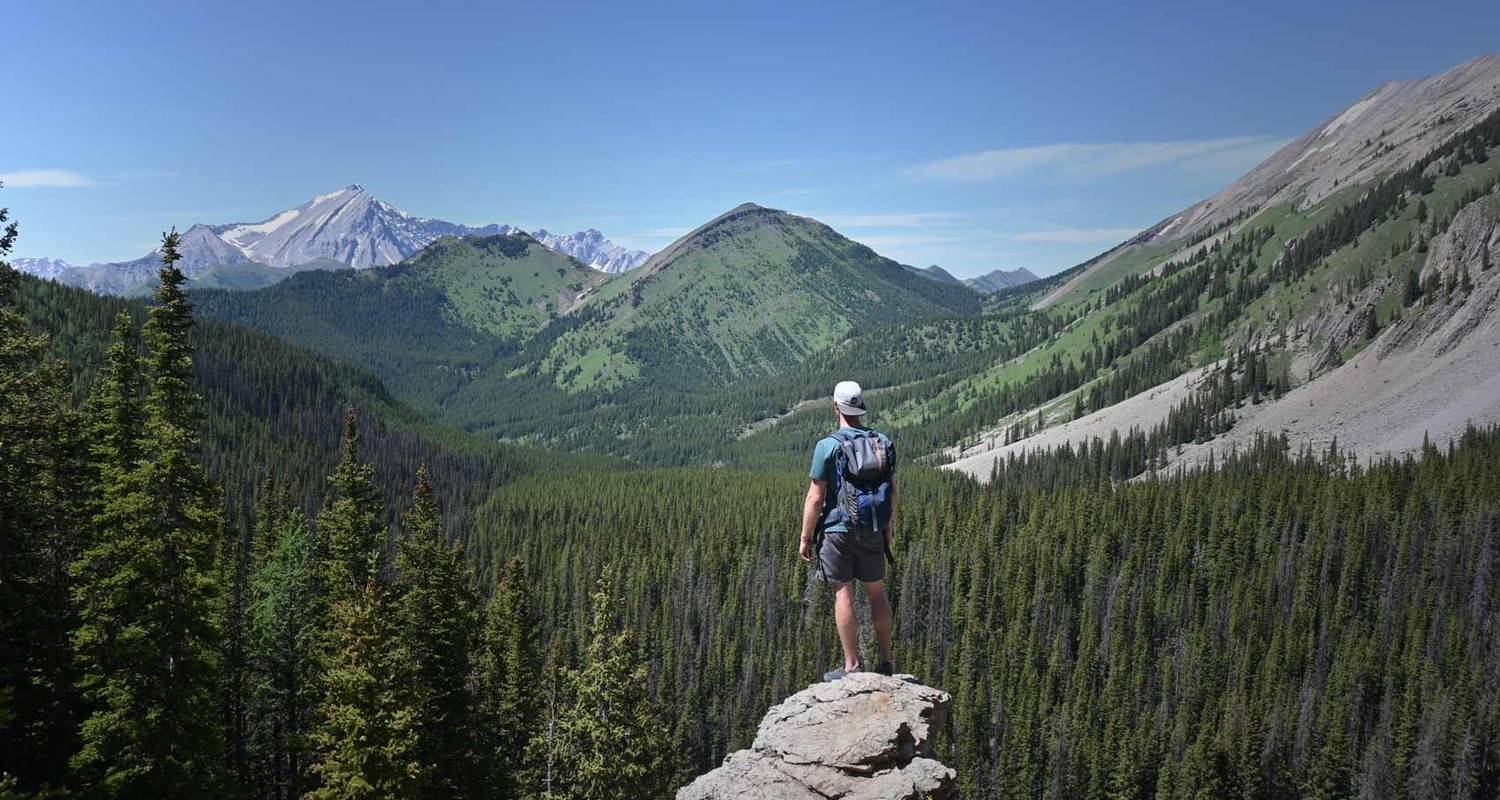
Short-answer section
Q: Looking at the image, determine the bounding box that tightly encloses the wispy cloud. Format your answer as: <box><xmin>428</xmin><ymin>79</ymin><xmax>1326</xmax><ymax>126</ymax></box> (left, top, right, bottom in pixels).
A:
<box><xmin>0</xmin><ymin>169</ymin><xmax>96</xmax><ymax>188</ymax></box>
<box><xmin>848</xmin><ymin>232</ymin><xmax>966</xmax><ymax>249</ymax></box>
<box><xmin>637</xmin><ymin>226</ymin><xmax>695</xmax><ymax>240</ymax></box>
<box><xmin>913</xmin><ymin>136</ymin><xmax>1288</xmax><ymax>181</ymax></box>
<box><xmin>1011</xmin><ymin>227</ymin><xmax>1142</xmax><ymax>243</ymax></box>
<box><xmin>816</xmin><ymin>211</ymin><xmax>964</xmax><ymax>228</ymax></box>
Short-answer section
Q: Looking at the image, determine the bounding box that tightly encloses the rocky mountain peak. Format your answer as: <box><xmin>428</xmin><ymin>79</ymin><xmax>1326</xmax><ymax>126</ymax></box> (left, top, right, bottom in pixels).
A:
<box><xmin>678</xmin><ymin>673</ymin><xmax>955</xmax><ymax>799</ymax></box>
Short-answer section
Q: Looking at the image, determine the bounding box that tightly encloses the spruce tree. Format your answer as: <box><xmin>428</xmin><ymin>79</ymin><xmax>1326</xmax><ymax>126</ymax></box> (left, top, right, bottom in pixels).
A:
<box><xmin>316</xmin><ymin>410</ymin><xmax>385</xmax><ymax>603</ymax></box>
<box><xmin>87</xmin><ymin>312</ymin><xmax>144</xmax><ymax>484</ymax></box>
<box><xmin>540</xmin><ymin>575</ymin><xmax>666</xmax><ymax>800</ymax></box>
<box><xmin>305</xmin><ymin>582</ymin><xmax>424</xmax><ymax>800</ymax></box>
<box><xmin>394</xmin><ymin>468</ymin><xmax>478</xmax><ymax>798</ymax></box>
<box><xmin>1403</xmin><ymin>269</ymin><xmax>1422</xmax><ymax>306</ymax></box>
<box><xmin>71</xmin><ymin>230</ymin><xmax>228</xmax><ymax>796</ymax></box>
<box><xmin>246</xmin><ymin>486</ymin><xmax>319</xmax><ymax>800</ymax></box>
<box><xmin>473</xmin><ymin>559</ymin><xmax>541</xmax><ymax>799</ymax></box>
<box><xmin>0</xmin><ymin>200</ymin><xmax>84</xmax><ymax>791</ymax></box>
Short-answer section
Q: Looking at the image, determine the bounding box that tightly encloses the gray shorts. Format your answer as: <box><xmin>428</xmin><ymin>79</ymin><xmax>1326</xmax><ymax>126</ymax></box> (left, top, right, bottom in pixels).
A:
<box><xmin>818</xmin><ymin>529</ymin><xmax>885</xmax><ymax>583</ymax></box>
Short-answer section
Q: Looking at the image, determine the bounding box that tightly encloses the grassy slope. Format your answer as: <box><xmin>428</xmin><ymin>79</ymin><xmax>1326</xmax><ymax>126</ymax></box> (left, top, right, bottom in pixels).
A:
<box><xmin>193</xmin><ymin>234</ymin><xmax>602</xmax><ymax>404</ymax></box>
<box><xmin>736</xmin><ymin>141</ymin><xmax>1500</xmax><ymax>465</ymax></box>
<box><xmin>538</xmin><ymin>205</ymin><xmax>983</xmax><ymax>391</ymax></box>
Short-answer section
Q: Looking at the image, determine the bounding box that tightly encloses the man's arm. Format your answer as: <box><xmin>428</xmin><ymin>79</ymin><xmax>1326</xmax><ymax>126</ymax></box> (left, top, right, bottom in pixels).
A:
<box><xmin>885</xmin><ymin>478</ymin><xmax>897</xmax><ymax>544</ymax></box>
<box><xmin>799</xmin><ymin>480</ymin><xmax>827</xmax><ymax>562</ymax></box>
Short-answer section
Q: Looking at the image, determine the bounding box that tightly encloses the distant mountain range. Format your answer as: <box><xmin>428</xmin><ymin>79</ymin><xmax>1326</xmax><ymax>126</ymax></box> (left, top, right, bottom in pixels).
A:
<box><xmin>13</xmin><ymin>184</ymin><xmax>650</xmax><ymax>294</ymax></box>
<box><xmin>964</xmin><ymin>267</ymin><xmax>1040</xmax><ymax>293</ymax></box>
<box><xmin>191</xmin><ymin>202</ymin><xmax>983</xmax><ymax>436</ymax></box>
<box><xmin>531</xmin><ymin>228</ymin><xmax>649</xmax><ymax>273</ymax></box>
<box><xmin>909</xmin><ymin>263</ymin><xmax>1040</xmax><ymax>293</ymax></box>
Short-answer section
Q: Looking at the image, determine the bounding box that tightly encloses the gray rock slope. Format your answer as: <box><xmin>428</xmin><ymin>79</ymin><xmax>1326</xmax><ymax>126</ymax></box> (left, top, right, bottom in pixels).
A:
<box><xmin>677</xmin><ymin>673</ymin><xmax>955</xmax><ymax>800</ymax></box>
<box><xmin>1036</xmin><ymin>54</ymin><xmax>1500</xmax><ymax>310</ymax></box>
<box><xmin>965</xmin><ymin>267</ymin><xmax>1040</xmax><ymax>293</ymax></box>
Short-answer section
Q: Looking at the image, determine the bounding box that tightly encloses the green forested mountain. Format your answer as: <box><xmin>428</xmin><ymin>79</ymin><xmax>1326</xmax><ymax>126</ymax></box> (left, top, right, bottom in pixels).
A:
<box><xmin>533</xmin><ymin>203</ymin><xmax>981</xmax><ymax>391</ymax></box>
<box><xmin>193</xmin><ymin>233</ymin><xmax>607</xmax><ymax>405</ymax></box>
<box><xmin>15</xmin><ymin>262</ymin><xmax>600</xmax><ymax>530</ymax></box>
<box><xmin>191</xmin><ymin>204</ymin><xmax>982</xmax><ymax>450</ymax></box>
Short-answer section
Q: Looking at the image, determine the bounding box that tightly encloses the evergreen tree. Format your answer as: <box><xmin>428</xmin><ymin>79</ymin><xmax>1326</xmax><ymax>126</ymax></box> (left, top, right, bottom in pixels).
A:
<box><xmin>315</xmin><ymin>410</ymin><xmax>385</xmax><ymax>603</ymax></box>
<box><xmin>87</xmin><ymin>312</ymin><xmax>144</xmax><ymax>484</ymax></box>
<box><xmin>0</xmin><ymin>201</ymin><xmax>84</xmax><ymax>791</ymax></box>
<box><xmin>394</xmin><ymin>468</ymin><xmax>479</xmax><ymax>798</ymax></box>
<box><xmin>304</xmin><ymin>582</ymin><xmax>424</xmax><ymax>800</ymax></box>
<box><xmin>246</xmin><ymin>486</ymin><xmax>319</xmax><ymax>800</ymax></box>
<box><xmin>70</xmin><ymin>230</ymin><xmax>228</xmax><ymax>796</ymax></box>
<box><xmin>1403</xmin><ymin>269</ymin><xmax>1422</xmax><ymax>306</ymax></box>
<box><xmin>473</xmin><ymin>559</ymin><xmax>541</xmax><ymax>800</ymax></box>
<box><xmin>538</xmin><ymin>575</ymin><xmax>667</xmax><ymax>800</ymax></box>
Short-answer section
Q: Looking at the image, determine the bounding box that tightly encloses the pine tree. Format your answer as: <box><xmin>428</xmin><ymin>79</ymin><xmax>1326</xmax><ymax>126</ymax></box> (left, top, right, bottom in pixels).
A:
<box><xmin>315</xmin><ymin>410</ymin><xmax>386</xmax><ymax>603</ymax></box>
<box><xmin>473</xmin><ymin>559</ymin><xmax>541</xmax><ymax>800</ymax></box>
<box><xmin>87</xmin><ymin>312</ymin><xmax>144</xmax><ymax>485</ymax></box>
<box><xmin>538</xmin><ymin>575</ymin><xmax>667</xmax><ymax>800</ymax></box>
<box><xmin>1403</xmin><ymin>269</ymin><xmax>1422</xmax><ymax>306</ymax></box>
<box><xmin>394</xmin><ymin>468</ymin><xmax>479</xmax><ymax>798</ymax></box>
<box><xmin>0</xmin><ymin>201</ymin><xmax>85</xmax><ymax>791</ymax></box>
<box><xmin>304</xmin><ymin>582</ymin><xmax>424</xmax><ymax>800</ymax></box>
<box><xmin>246</xmin><ymin>486</ymin><xmax>319</xmax><ymax>800</ymax></box>
<box><xmin>71</xmin><ymin>230</ymin><xmax>228</xmax><ymax>796</ymax></box>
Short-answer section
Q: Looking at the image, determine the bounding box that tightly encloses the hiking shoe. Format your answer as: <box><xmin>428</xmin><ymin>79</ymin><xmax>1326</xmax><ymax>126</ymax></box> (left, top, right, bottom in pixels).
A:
<box><xmin>873</xmin><ymin>660</ymin><xmax>894</xmax><ymax>676</ymax></box>
<box><xmin>822</xmin><ymin>666</ymin><xmax>859</xmax><ymax>682</ymax></box>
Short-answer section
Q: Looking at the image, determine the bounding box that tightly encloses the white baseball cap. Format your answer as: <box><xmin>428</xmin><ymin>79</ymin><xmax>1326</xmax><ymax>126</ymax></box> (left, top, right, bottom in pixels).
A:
<box><xmin>833</xmin><ymin>380</ymin><xmax>867</xmax><ymax>416</ymax></box>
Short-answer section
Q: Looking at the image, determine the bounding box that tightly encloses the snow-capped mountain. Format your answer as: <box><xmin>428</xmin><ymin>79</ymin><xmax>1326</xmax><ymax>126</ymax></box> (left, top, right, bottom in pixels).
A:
<box><xmin>10</xmin><ymin>257</ymin><xmax>76</xmax><ymax>281</ymax></box>
<box><xmin>207</xmin><ymin>184</ymin><xmax>515</xmax><ymax>269</ymax></box>
<box><xmin>12</xmin><ymin>184</ymin><xmax>652</xmax><ymax>294</ymax></box>
<box><xmin>532</xmin><ymin>228</ymin><xmax>650</xmax><ymax>273</ymax></box>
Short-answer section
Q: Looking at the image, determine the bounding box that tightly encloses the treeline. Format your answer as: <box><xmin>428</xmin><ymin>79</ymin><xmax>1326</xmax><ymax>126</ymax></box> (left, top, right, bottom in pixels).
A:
<box><xmin>1277</xmin><ymin>104</ymin><xmax>1500</xmax><ymax>282</ymax></box>
<box><xmin>16</xmin><ymin>260</ymin><xmax>576</xmax><ymax>532</ymax></box>
<box><xmin>1</xmin><ymin>234</ymin><xmax>664</xmax><ymax>798</ymax></box>
<box><xmin>470</xmin><ymin>427</ymin><xmax>1500</xmax><ymax>800</ymax></box>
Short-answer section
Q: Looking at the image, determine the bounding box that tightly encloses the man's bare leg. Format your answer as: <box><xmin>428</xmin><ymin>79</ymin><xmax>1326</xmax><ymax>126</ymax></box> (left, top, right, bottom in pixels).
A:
<box><xmin>833</xmin><ymin>581</ymin><xmax>861</xmax><ymax>671</ymax></box>
<box><xmin>866</xmin><ymin>580</ymin><xmax>894</xmax><ymax>666</ymax></box>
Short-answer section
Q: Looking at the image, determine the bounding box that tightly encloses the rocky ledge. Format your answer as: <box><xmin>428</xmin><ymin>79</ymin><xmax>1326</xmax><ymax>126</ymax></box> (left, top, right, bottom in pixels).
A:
<box><xmin>677</xmin><ymin>673</ymin><xmax>955</xmax><ymax>799</ymax></box>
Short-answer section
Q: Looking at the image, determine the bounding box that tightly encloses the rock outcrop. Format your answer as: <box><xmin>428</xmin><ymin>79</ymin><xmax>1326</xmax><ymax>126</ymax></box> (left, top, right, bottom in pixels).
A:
<box><xmin>677</xmin><ymin>673</ymin><xmax>954</xmax><ymax>800</ymax></box>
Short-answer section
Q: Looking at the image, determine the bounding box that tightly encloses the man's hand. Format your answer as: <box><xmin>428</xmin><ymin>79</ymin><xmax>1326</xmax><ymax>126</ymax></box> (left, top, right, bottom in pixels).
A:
<box><xmin>799</xmin><ymin>536</ymin><xmax>815</xmax><ymax>563</ymax></box>
<box><xmin>883</xmin><ymin>524</ymin><xmax>893</xmax><ymax>546</ymax></box>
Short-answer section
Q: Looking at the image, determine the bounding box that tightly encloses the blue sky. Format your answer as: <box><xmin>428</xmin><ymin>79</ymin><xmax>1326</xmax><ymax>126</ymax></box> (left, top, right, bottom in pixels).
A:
<box><xmin>5</xmin><ymin>0</ymin><xmax>1499</xmax><ymax>277</ymax></box>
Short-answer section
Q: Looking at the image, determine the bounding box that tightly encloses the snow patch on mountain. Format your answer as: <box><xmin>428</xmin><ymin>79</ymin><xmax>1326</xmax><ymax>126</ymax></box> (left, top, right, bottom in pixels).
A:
<box><xmin>532</xmin><ymin>228</ymin><xmax>650</xmax><ymax>273</ymax></box>
<box><xmin>14</xmin><ymin>184</ymin><xmax>653</xmax><ymax>293</ymax></box>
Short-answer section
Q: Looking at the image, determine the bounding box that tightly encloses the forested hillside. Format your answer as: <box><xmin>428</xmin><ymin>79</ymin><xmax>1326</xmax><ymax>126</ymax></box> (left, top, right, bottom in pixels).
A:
<box><xmin>10</xmin><ymin>226</ymin><xmax>1496</xmax><ymax>797</ymax></box>
<box><xmin>14</xmin><ymin>269</ymin><xmax>580</xmax><ymax>530</ymax></box>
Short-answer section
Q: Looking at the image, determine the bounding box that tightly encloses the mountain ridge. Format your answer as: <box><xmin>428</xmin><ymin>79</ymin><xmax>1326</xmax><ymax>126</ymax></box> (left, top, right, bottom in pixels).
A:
<box><xmin>14</xmin><ymin>184</ymin><xmax>647</xmax><ymax>293</ymax></box>
<box><xmin>964</xmin><ymin>267</ymin><xmax>1040</xmax><ymax>293</ymax></box>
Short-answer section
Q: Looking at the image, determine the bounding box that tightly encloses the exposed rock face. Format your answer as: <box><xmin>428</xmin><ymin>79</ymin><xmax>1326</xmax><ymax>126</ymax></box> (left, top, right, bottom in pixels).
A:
<box><xmin>677</xmin><ymin>674</ymin><xmax>954</xmax><ymax>800</ymax></box>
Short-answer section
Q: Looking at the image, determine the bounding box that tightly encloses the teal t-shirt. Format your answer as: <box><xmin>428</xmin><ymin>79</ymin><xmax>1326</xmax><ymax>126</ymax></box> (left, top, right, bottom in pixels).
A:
<box><xmin>810</xmin><ymin>425</ymin><xmax>894</xmax><ymax>533</ymax></box>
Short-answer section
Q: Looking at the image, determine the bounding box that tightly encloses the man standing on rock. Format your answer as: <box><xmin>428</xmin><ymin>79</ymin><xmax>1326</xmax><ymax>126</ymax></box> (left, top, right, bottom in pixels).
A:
<box><xmin>799</xmin><ymin>380</ymin><xmax>897</xmax><ymax>681</ymax></box>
